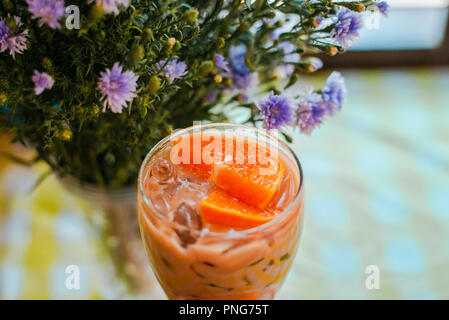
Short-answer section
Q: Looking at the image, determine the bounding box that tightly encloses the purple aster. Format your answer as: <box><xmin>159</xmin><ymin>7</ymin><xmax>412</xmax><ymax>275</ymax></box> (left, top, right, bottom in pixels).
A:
<box><xmin>377</xmin><ymin>1</ymin><xmax>389</xmax><ymax>16</ymax></box>
<box><xmin>32</xmin><ymin>70</ymin><xmax>54</xmax><ymax>95</ymax></box>
<box><xmin>214</xmin><ymin>54</ymin><xmax>230</xmax><ymax>73</ymax></box>
<box><xmin>295</xmin><ymin>90</ymin><xmax>326</xmax><ymax>135</ymax></box>
<box><xmin>257</xmin><ymin>92</ymin><xmax>293</xmax><ymax>130</ymax></box>
<box><xmin>322</xmin><ymin>71</ymin><xmax>347</xmax><ymax>115</ymax></box>
<box><xmin>0</xmin><ymin>17</ymin><xmax>28</xmax><ymax>59</ymax></box>
<box><xmin>27</xmin><ymin>0</ymin><xmax>65</xmax><ymax>29</ymax></box>
<box><xmin>331</xmin><ymin>8</ymin><xmax>363</xmax><ymax>48</ymax></box>
<box><xmin>155</xmin><ymin>59</ymin><xmax>188</xmax><ymax>84</ymax></box>
<box><xmin>88</xmin><ymin>0</ymin><xmax>130</xmax><ymax>15</ymax></box>
<box><xmin>97</xmin><ymin>63</ymin><xmax>139</xmax><ymax>113</ymax></box>
<box><xmin>226</xmin><ymin>45</ymin><xmax>252</xmax><ymax>90</ymax></box>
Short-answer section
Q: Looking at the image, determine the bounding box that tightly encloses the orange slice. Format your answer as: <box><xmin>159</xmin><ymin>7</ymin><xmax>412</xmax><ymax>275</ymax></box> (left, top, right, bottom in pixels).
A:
<box><xmin>212</xmin><ymin>142</ymin><xmax>285</xmax><ymax>210</ymax></box>
<box><xmin>199</xmin><ymin>189</ymin><xmax>276</xmax><ymax>229</ymax></box>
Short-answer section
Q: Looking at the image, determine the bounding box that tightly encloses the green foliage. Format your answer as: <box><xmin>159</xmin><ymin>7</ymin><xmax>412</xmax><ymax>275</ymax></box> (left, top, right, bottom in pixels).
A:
<box><xmin>0</xmin><ymin>0</ymin><xmax>378</xmax><ymax>187</ymax></box>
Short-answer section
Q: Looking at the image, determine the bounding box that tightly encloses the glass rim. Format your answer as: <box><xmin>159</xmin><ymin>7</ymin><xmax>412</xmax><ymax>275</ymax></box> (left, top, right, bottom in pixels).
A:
<box><xmin>138</xmin><ymin>122</ymin><xmax>304</xmax><ymax>237</ymax></box>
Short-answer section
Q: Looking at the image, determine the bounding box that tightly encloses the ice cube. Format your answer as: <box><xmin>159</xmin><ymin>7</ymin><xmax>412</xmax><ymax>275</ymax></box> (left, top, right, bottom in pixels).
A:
<box><xmin>172</xmin><ymin>202</ymin><xmax>202</xmax><ymax>247</ymax></box>
<box><xmin>173</xmin><ymin>202</ymin><xmax>202</xmax><ymax>231</ymax></box>
<box><xmin>150</xmin><ymin>193</ymin><xmax>170</xmax><ymax>215</ymax></box>
<box><xmin>151</xmin><ymin>159</ymin><xmax>176</xmax><ymax>184</ymax></box>
<box><xmin>162</xmin><ymin>181</ymin><xmax>180</xmax><ymax>199</ymax></box>
<box><xmin>176</xmin><ymin>178</ymin><xmax>211</xmax><ymax>204</ymax></box>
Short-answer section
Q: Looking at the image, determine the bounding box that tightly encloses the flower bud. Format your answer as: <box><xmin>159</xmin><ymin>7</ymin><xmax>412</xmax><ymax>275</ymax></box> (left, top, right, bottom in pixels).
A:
<box><xmin>88</xmin><ymin>4</ymin><xmax>104</xmax><ymax>25</ymax></box>
<box><xmin>184</xmin><ymin>8</ymin><xmax>199</xmax><ymax>25</ymax></box>
<box><xmin>105</xmin><ymin>152</ymin><xmax>116</xmax><ymax>165</ymax></box>
<box><xmin>143</xmin><ymin>28</ymin><xmax>153</xmax><ymax>42</ymax></box>
<box><xmin>216</xmin><ymin>37</ymin><xmax>225</xmax><ymax>49</ymax></box>
<box><xmin>304</xmin><ymin>57</ymin><xmax>323</xmax><ymax>72</ymax></box>
<box><xmin>0</xmin><ymin>93</ymin><xmax>7</xmax><ymax>104</ymax></box>
<box><xmin>237</xmin><ymin>21</ymin><xmax>251</xmax><ymax>34</ymax></box>
<box><xmin>353</xmin><ymin>3</ymin><xmax>366</xmax><ymax>12</ymax></box>
<box><xmin>147</xmin><ymin>75</ymin><xmax>161</xmax><ymax>94</ymax></box>
<box><xmin>60</xmin><ymin>128</ymin><xmax>72</xmax><ymax>141</ymax></box>
<box><xmin>327</xmin><ymin>46</ymin><xmax>339</xmax><ymax>56</ymax></box>
<box><xmin>42</xmin><ymin>58</ymin><xmax>53</xmax><ymax>70</ymax></box>
<box><xmin>167</xmin><ymin>37</ymin><xmax>176</xmax><ymax>49</ymax></box>
<box><xmin>214</xmin><ymin>74</ymin><xmax>222</xmax><ymax>83</ymax></box>
<box><xmin>130</xmin><ymin>45</ymin><xmax>144</xmax><ymax>65</ymax></box>
<box><xmin>340</xmin><ymin>2</ymin><xmax>365</xmax><ymax>12</ymax></box>
<box><xmin>312</xmin><ymin>17</ymin><xmax>323</xmax><ymax>28</ymax></box>
<box><xmin>199</xmin><ymin>61</ymin><xmax>214</xmax><ymax>76</ymax></box>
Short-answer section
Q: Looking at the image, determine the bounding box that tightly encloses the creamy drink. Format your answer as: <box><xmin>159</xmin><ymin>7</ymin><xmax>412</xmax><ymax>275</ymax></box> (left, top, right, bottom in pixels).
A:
<box><xmin>138</xmin><ymin>123</ymin><xmax>304</xmax><ymax>300</ymax></box>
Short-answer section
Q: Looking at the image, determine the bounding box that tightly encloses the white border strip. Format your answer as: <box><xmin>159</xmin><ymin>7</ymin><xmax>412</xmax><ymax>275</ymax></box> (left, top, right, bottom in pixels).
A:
<box><xmin>389</xmin><ymin>0</ymin><xmax>449</xmax><ymax>8</ymax></box>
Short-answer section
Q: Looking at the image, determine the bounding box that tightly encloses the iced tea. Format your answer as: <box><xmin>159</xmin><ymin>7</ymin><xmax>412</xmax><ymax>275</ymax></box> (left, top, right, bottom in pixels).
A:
<box><xmin>138</xmin><ymin>123</ymin><xmax>304</xmax><ymax>300</ymax></box>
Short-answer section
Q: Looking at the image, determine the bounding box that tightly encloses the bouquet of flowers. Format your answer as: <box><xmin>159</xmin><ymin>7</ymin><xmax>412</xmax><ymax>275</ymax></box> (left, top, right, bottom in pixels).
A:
<box><xmin>0</xmin><ymin>0</ymin><xmax>388</xmax><ymax>188</ymax></box>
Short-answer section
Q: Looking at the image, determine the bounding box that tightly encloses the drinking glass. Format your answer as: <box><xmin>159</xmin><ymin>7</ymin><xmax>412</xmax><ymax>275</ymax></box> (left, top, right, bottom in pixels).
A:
<box><xmin>138</xmin><ymin>123</ymin><xmax>304</xmax><ymax>300</ymax></box>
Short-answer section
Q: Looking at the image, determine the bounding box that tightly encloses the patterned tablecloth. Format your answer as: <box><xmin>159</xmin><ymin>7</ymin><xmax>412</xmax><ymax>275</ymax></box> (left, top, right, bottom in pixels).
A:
<box><xmin>1</xmin><ymin>68</ymin><xmax>449</xmax><ymax>299</ymax></box>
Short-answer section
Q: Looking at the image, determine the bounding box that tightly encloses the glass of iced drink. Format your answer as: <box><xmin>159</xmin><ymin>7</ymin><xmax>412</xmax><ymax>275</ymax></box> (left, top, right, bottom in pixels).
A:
<box><xmin>138</xmin><ymin>123</ymin><xmax>304</xmax><ymax>300</ymax></box>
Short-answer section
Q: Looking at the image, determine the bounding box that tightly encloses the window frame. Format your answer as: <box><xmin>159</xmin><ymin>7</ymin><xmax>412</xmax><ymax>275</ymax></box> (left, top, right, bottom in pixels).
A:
<box><xmin>321</xmin><ymin>10</ymin><xmax>449</xmax><ymax>68</ymax></box>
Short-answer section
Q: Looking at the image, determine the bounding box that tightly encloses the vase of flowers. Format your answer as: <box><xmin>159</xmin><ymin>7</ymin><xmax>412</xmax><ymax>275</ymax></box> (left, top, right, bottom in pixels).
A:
<box><xmin>0</xmin><ymin>0</ymin><xmax>388</xmax><ymax>297</ymax></box>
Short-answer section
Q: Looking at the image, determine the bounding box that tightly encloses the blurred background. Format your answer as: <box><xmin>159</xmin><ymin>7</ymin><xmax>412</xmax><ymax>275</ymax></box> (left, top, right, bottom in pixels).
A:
<box><xmin>1</xmin><ymin>0</ymin><xmax>449</xmax><ymax>299</ymax></box>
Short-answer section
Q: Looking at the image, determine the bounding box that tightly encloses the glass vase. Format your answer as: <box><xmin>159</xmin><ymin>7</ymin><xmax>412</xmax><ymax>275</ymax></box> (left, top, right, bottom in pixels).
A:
<box><xmin>57</xmin><ymin>175</ymin><xmax>158</xmax><ymax>298</ymax></box>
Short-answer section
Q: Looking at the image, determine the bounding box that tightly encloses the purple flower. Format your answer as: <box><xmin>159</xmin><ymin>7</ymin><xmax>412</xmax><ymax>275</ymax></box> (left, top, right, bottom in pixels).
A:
<box><xmin>214</xmin><ymin>54</ymin><xmax>230</xmax><ymax>73</ymax></box>
<box><xmin>270</xmin><ymin>23</ymin><xmax>291</xmax><ymax>41</ymax></box>
<box><xmin>89</xmin><ymin>0</ymin><xmax>130</xmax><ymax>15</ymax></box>
<box><xmin>331</xmin><ymin>8</ymin><xmax>363</xmax><ymax>48</ymax></box>
<box><xmin>229</xmin><ymin>45</ymin><xmax>251</xmax><ymax>75</ymax></box>
<box><xmin>275</xmin><ymin>64</ymin><xmax>295</xmax><ymax>79</ymax></box>
<box><xmin>155</xmin><ymin>59</ymin><xmax>188</xmax><ymax>84</ymax></box>
<box><xmin>322</xmin><ymin>71</ymin><xmax>347</xmax><ymax>115</ymax></box>
<box><xmin>204</xmin><ymin>89</ymin><xmax>219</xmax><ymax>104</ymax></box>
<box><xmin>27</xmin><ymin>0</ymin><xmax>65</xmax><ymax>29</ymax></box>
<box><xmin>273</xmin><ymin>42</ymin><xmax>301</xmax><ymax>78</ymax></box>
<box><xmin>0</xmin><ymin>17</ymin><xmax>28</xmax><ymax>59</ymax></box>
<box><xmin>278</xmin><ymin>41</ymin><xmax>301</xmax><ymax>64</ymax></box>
<box><xmin>377</xmin><ymin>1</ymin><xmax>389</xmax><ymax>16</ymax></box>
<box><xmin>227</xmin><ymin>45</ymin><xmax>252</xmax><ymax>90</ymax></box>
<box><xmin>278</xmin><ymin>41</ymin><xmax>296</xmax><ymax>55</ymax></box>
<box><xmin>32</xmin><ymin>70</ymin><xmax>54</xmax><ymax>95</ymax></box>
<box><xmin>97</xmin><ymin>63</ymin><xmax>138</xmax><ymax>113</ymax></box>
<box><xmin>295</xmin><ymin>91</ymin><xmax>326</xmax><ymax>135</ymax></box>
<box><xmin>257</xmin><ymin>92</ymin><xmax>293</xmax><ymax>130</ymax></box>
